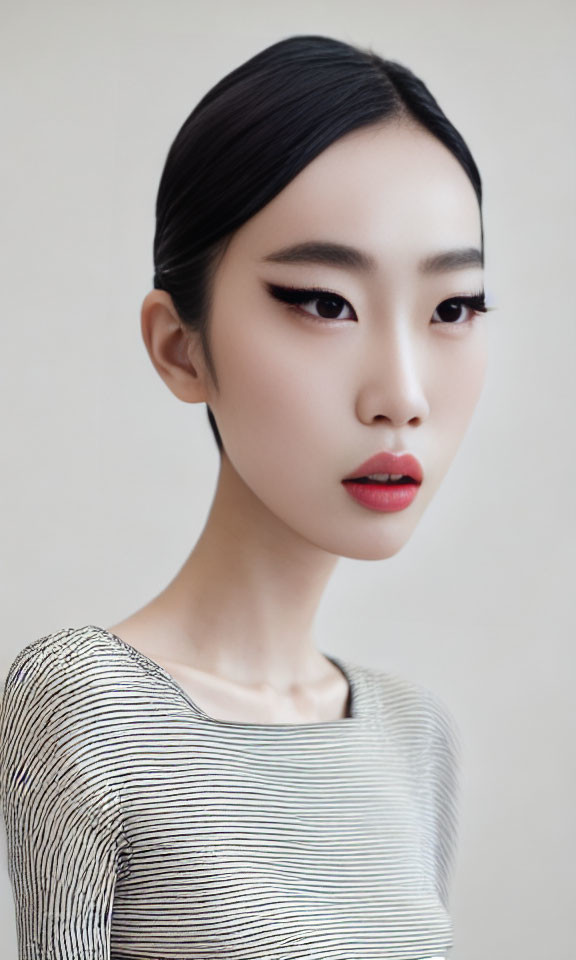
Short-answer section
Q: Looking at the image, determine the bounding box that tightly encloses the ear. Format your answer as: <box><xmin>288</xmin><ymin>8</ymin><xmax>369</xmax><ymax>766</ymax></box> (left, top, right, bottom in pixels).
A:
<box><xmin>140</xmin><ymin>290</ymin><xmax>210</xmax><ymax>404</ymax></box>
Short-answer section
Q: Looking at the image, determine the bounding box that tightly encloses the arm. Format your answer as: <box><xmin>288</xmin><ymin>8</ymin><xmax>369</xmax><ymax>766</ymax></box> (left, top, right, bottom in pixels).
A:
<box><xmin>423</xmin><ymin>688</ymin><xmax>462</xmax><ymax>916</ymax></box>
<box><xmin>0</xmin><ymin>640</ymin><xmax>126</xmax><ymax>959</ymax></box>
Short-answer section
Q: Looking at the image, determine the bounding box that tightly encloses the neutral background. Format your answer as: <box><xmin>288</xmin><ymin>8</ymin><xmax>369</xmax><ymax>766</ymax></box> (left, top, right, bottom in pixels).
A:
<box><xmin>1</xmin><ymin>1</ymin><xmax>574</xmax><ymax>957</ymax></box>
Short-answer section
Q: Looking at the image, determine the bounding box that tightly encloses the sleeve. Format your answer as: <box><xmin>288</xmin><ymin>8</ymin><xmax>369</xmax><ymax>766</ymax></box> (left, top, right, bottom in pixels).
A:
<box><xmin>0</xmin><ymin>641</ymin><xmax>125</xmax><ymax>960</ymax></box>
<box><xmin>422</xmin><ymin>688</ymin><xmax>462</xmax><ymax>916</ymax></box>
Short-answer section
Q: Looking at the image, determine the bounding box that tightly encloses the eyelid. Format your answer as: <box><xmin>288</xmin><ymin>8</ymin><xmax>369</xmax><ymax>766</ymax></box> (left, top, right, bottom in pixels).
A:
<box><xmin>264</xmin><ymin>281</ymin><xmax>352</xmax><ymax>303</ymax></box>
<box><xmin>264</xmin><ymin>281</ymin><xmax>357</xmax><ymax>318</ymax></box>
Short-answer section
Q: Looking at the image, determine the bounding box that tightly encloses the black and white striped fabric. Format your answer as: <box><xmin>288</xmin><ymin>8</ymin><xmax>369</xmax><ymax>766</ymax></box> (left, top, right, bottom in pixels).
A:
<box><xmin>0</xmin><ymin>625</ymin><xmax>460</xmax><ymax>959</ymax></box>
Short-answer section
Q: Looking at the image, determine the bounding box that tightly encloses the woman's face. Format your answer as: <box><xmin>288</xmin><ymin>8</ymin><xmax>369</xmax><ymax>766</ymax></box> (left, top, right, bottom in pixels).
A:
<box><xmin>201</xmin><ymin>120</ymin><xmax>488</xmax><ymax>560</ymax></box>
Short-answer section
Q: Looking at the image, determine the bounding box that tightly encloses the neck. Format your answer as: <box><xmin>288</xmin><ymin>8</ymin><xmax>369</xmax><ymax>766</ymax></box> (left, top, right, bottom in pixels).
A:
<box><xmin>143</xmin><ymin>451</ymin><xmax>340</xmax><ymax>687</ymax></box>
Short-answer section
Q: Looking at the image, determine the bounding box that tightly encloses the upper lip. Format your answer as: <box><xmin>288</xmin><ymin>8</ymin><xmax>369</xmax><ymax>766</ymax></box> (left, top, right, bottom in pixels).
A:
<box><xmin>343</xmin><ymin>451</ymin><xmax>424</xmax><ymax>483</ymax></box>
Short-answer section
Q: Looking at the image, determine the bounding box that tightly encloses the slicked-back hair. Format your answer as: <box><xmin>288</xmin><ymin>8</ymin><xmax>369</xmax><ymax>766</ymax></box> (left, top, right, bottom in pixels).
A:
<box><xmin>152</xmin><ymin>35</ymin><xmax>483</xmax><ymax>454</ymax></box>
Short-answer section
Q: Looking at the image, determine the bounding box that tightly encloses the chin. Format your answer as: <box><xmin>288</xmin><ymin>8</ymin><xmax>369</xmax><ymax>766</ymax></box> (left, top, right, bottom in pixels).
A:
<box><xmin>340</xmin><ymin>529</ymin><xmax>417</xmax><ymax>562</ymax></box>
<box><xmin>307</xmin><ymin>507</ymin><xmax>424</xmax><ymax>562</ymax></box>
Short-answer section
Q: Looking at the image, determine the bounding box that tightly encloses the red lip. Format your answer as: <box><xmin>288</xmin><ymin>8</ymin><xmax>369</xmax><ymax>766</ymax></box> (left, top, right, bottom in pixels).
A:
<box><xmin>342</xmin><ymin>451</ymin><xmax>424</xmax><ymax>483</ymax></box>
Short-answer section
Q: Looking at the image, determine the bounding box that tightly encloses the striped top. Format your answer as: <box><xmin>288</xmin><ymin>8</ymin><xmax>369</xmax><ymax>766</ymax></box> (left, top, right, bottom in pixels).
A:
<box><xmin>0</xmin><ymin>624</ymin><xmax>460</xmax><ymax>960</ymax></box>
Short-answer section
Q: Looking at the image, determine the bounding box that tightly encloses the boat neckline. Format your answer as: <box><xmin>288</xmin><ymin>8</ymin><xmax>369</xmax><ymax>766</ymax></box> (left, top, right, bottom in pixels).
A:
<box><xmin>86</xmin><ymin>625</ymin><xmax>363</xmax><ymax>730</ymax></box>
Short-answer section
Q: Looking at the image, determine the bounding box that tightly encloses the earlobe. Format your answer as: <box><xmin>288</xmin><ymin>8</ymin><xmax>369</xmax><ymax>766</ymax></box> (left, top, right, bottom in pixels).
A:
<box><xmin>139</xmin><ymin>290</ymin><xmax>209</xmax><ymax>405</ymax></box>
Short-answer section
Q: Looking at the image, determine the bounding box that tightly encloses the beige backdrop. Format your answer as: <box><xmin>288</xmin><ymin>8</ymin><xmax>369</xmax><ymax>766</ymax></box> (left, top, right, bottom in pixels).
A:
<box><xmin>1</xmin><ymin>1</ymin><xmax>574</xmax><ymax>957</ymax></box>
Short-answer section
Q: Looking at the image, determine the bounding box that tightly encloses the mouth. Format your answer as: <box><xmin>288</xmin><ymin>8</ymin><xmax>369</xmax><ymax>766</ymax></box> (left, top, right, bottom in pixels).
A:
<box><xmin>342</xmin><ymin>474</ymin><xmax>416</xmax><ymax>486</ymax></box>
<box><xmin>341</xmin><ymin>474</ymin><xmax>421</xmax><ymax>513</ymax></box>
<box><xmin>342</xmin><ymin>451</ymin><xmax>424</xmax><ymax>485</ymax></box>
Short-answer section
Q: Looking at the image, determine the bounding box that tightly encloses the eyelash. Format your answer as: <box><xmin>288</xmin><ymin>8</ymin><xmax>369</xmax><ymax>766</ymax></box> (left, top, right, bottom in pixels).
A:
<box><xmin>265</xmin><ymin>282</ymin><xmax>492</xmax><ymax>326</ymax></box>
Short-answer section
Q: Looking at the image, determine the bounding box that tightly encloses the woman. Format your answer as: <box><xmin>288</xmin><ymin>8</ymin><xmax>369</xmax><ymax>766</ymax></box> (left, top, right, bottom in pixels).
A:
<box><xmin>0</xmin><ymin>34</ymin><xmax>493</xmax><ymax>959</ymax></box>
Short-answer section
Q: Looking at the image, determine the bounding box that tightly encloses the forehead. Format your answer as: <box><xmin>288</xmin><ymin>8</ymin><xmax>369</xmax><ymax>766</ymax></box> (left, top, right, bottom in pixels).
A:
<box><xmin>228</xmin><ymin>120</ymin><xmax>482</xmax><ymax>273</ymax></box>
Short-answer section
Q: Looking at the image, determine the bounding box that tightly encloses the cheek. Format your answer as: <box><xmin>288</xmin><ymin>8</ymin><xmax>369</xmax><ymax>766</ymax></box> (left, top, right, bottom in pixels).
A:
<box><xmin>432</xmin><ymin>327</ymin><xmax>489</xmax><ymax>446</ymax></box>
<box><xmin>212</xmin><ymin>323</ymin><xmax>340</xmax><ymax>483</ymax></box>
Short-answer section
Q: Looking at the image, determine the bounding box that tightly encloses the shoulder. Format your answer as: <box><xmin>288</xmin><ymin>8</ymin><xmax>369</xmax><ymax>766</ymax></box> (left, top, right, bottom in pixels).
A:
<box><xmin>0</xmin><ymin>625</ymin><xmax>141</xmax><ymax>803</ymax></box>
<box><xmin>0</xmin><ymin>627</ymin><xmax>128</xmax><ymax>849</ymax></box>
<box><xmin>344</xmin><ymin>656</ymin><xmax>460</xmax><ymax>754</ymax></box>
<box><xmin>0</xmin><ymin>625</ymin><xmax>134</xmax><ymax>749</ymax></box>
<box><xmin>1</xmin><ymin>624</ymin><xmax>122</xmax><ymax>702</ymax></box>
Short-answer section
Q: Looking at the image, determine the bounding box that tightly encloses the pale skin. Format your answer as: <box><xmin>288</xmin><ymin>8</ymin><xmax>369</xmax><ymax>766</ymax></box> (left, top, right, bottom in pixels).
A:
<box><xmin>108</xmin><ymin>119</ymin><xmax>489</xmax><ymax>724</ymax></box>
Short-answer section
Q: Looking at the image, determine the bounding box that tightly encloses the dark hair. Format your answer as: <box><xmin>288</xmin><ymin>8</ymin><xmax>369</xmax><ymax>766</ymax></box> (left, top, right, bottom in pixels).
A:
<box><xmin>152</xmin><ymin>34</ymin><xmax>484</xmax><ymax>455</ymax></box>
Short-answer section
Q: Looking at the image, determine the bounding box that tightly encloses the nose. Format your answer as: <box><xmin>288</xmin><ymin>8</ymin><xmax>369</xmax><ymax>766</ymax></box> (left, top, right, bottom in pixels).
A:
<box><xmin>355</xmin><ymin>324</ymin><xmax>430</xmax><ymax>428</ymax></box>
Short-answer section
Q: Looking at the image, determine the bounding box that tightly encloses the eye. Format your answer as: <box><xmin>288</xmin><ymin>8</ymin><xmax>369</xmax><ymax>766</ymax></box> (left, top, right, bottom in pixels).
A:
<box><xmin>432</xmin><ymin>293</ymin><xmax>489</xmax><ymax>325</ymax></box>
<box><xmin>264</xmin><ymin>283</ymin><xmax>492</xmax><ymax>326</ymax></box>
<box><xmin>264</xmin><ymin>283</ymin><xmax>356</xmax><ymax>322</ymax></box>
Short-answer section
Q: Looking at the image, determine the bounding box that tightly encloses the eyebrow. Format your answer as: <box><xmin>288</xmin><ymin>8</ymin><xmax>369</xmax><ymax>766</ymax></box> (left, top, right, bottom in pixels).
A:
<box><xmin>260</xmin><ymin>240</ymin><xmax>484</xmax><ymax>275</ymax></box>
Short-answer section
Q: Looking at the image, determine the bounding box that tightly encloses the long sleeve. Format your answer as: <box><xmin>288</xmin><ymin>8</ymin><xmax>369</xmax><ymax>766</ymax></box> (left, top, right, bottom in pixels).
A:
<box><xmin>0</xmin><ymin>638</ymin><xmax>126</xmax><ymax>960</ymax></box>
<box><xmin>422</xmin><ymin>688</ymin><xmax>462</xmax><ymax>916</ymax></box>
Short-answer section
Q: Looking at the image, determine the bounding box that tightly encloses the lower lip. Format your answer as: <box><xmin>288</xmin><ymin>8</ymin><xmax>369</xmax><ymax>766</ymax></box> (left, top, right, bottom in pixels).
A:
<box><xmin>341</xmin><ymin>480</ymin><xmax>421</xmax><ymax>512</ymax></box>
